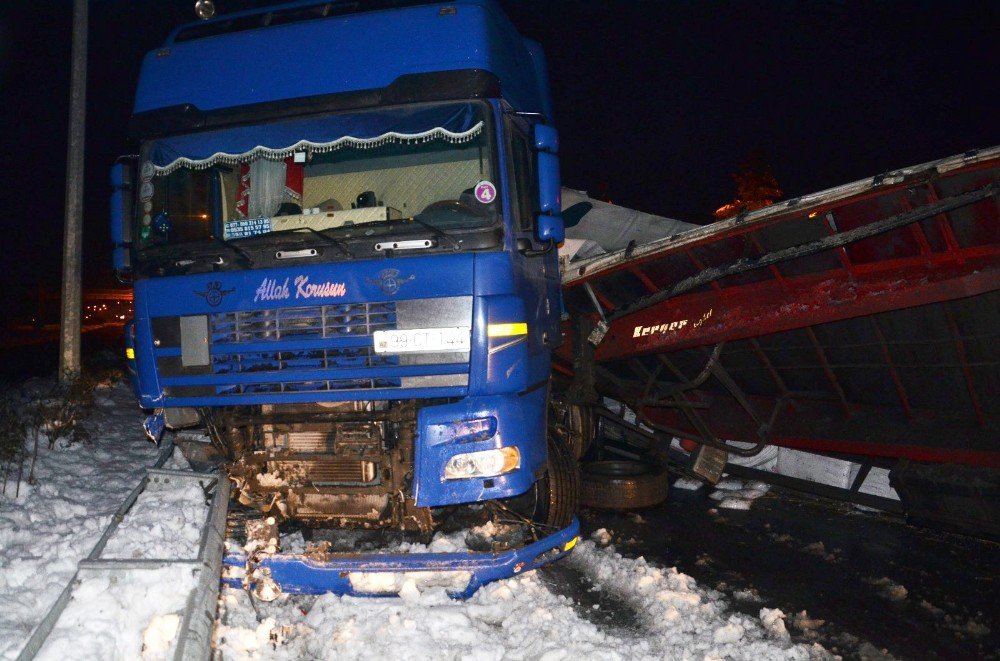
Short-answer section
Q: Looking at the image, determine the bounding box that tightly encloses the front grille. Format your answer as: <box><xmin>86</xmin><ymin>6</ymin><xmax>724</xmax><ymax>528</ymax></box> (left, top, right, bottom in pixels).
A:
<box><xmin>155</xmin><ymin>297</ymin><xmax>472</xmax><ymax>399</ymax></box>
<box><xmin>216</xmin><ymin>377</ymin><xmax>404</xmax><ymax>395</ymax></box>
<box><xmin>212</xmin><ymin>347</ymin><xmax>400</xmax><ymax>374</ymax></box>
<box><xmin>208</xmin><ymin>302</ymin><xmax>403</xmax><ymax>393</ymax></box>
<box><xmin>211</xmin><ymin>302</ymin><xmax>397</xmax><ymax>343</ymax></box>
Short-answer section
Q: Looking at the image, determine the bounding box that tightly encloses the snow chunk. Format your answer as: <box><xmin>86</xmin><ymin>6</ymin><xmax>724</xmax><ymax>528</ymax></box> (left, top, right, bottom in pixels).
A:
<box><xmin>760</xmin><ymin>608</ymin><xmax>791</xmax><ymax>643</ymax></box>
<box><xmin>672</xmin><ymin>476</ymin><xmax>705</xmax><ymax>491</ymax></box>
<box><xmin>714</xmin><ymin>620</ymin><xmax>746</xmax><ymax>644</ymax></box>
<box><xmin>719</xmin><ymin>498</ymin><xmax>754</xmax><ymax>510</ymax></box>
<box><xmin>591</xmin><ymin>528</ymin><xmax>613</xmax><ymax>545</ymax></box>
<box><xmin>708</xmin><ymin>477</ymin><xmax>770</xmax><ymax>511</ymax></box>
<box><xmin>141</xmin><ymin>614</ymin><xmax>180</xmax><ymax>658</ymax></box>
<box><xmin>867</xmin><ymin>577</ymin><xmax>908</xmax><ymax>602</ymax></box>
<box><xmin>791</xmin><ymin>611</ymin><xmax>825</xmax><ymax>631</ymax></box>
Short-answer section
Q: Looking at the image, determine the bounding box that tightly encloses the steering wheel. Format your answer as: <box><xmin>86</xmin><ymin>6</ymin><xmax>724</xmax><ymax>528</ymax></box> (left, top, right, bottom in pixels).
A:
<box><xmin>419</xmin><ymin>199</ymin><xmax>489</xmax><ymax>219</ymax></box>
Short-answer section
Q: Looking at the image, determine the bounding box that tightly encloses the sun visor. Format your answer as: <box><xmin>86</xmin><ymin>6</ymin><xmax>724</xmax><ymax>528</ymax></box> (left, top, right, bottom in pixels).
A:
<box><xmin>149</xmin><ymin>103</ymin><xmax>483</xmax><ymax>175</ymax></box>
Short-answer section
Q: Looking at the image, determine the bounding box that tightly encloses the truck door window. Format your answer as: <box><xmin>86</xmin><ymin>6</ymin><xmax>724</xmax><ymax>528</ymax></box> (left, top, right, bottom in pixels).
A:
<box><xmin>510</xmin><ymin>126</ymin><xmax>538</xmax><ymax>234</ymax></box>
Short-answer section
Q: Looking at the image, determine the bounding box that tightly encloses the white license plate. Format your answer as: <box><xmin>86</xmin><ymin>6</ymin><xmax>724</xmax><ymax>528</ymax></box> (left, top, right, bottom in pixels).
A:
<box><xmin>373</xmin><ymin>327</ymin><xmax>471</xmax><ymax>354</ymax></box>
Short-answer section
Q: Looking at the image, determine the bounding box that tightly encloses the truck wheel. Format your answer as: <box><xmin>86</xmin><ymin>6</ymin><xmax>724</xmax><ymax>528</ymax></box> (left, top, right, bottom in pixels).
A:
<box><xmin>579</xmin><ymin>460</ymin><xmax>669</xmax><ymax>510</ymax></box>
<box><xmin>564</xmin><ymin>404</ymin><xmax>595</xmax><ymax>460</ymax></box>
<box><xmin>502</xmin><ymin>435</ymin><xmax>579</xmax><ymax>529</ymax></box>
<box><xmin>540</xmin><ymin>434</ymin><xmax>580</xmax><ymax>528</ymax></box>
<box><xmin>550</xmin><ymin>400</ymin><xmax>596</xmax><ymax>460</ymax></box>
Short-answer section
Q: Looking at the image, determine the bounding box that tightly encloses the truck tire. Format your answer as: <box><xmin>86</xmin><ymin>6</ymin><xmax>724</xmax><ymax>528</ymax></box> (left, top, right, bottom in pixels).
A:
<box><xmin>564</xmin><ymin>404</ymin><xmax>595</xmax><ymax>460</ymax></box>
<box><xmin>541</xmin><ymin>434</ymin><xmax>580</xmax><ymax>528</ymax></box>
<box><xmin>502</xmin><ymin>435</ymin><xmax>579</xmax><ymax>529</ymax></box>
<box><xmin>579</xmin><ymin>460</ymin><xmax>669</xmax><ymax>510</ymax></box>
<box><xmin>549</xmin><ymin>400</ymin><xmax>596</xmax><ymax>460</ymax></box>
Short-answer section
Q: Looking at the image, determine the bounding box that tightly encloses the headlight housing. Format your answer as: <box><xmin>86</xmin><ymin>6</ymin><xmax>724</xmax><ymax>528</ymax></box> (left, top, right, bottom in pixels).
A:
<box><xmin>444</xmin><ymin>447</ymin><xmax>521</xmax><ymax>480</ymax></box>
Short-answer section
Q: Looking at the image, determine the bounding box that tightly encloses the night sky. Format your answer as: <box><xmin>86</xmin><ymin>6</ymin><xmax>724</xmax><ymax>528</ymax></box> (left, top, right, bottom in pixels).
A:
<box><xmin>0</xmin><ymin>0</ymin><xmax>996</xmax><ymax>318</ymax></box>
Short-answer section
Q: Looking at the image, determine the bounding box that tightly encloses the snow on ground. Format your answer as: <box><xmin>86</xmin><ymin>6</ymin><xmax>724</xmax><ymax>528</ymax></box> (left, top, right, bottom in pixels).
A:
<box><xmin>35</xmin><ymin>564</ymin><xmax>198</xmax><ymax>661</ymax></box>
<box><xmin>709</xmin><ymin>478</ymin><xmax>771</xmax><ymax>511</ymax></box>
<box><xmin>216</xmin><ymin>530</ymin><xmax>831</xmax><ymax>660</ymax></box>
<box><xmin>661</xmin><ymin>473</ymin><xmax>772</xmax><ymax>511</ymax></box>
<box><xmin>3</xmin><ymin>384</ymin><xmax>831</xmax><ymax>660</ymax></box>
<box><xmin>0</xmin><ymin>381</ymin><xmax>163</xmax><ymax>660</ymax></box>
<box><xmin>102</xmin><ymin>477</ymin><xmax>207</xmax><ymax>560</ymax></box>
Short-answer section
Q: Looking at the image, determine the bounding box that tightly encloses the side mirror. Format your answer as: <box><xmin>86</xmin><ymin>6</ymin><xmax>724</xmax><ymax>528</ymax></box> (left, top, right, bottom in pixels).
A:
<box><xmin>110</xmin><ymin>158</ymin><xmax>136</xmax><ymax>278</ymax></box>
<box><xmin>537</xmin><ymin>151</ymin><xmax>561</xmax><ymax>215</ymax></box>
<box><xmin>534</xmin><ymin>124</ymin><xmax>559</xmax><ymax>154</ymax></box>
<box><xmin>536</xmin><ymin>129</ymin><xmax>562</xmax><ymax>243</ymax></box>
<box><xmin>538</xmin><ymin>213</ymin><xmax>564</xmax><ymax>244</ymax></box>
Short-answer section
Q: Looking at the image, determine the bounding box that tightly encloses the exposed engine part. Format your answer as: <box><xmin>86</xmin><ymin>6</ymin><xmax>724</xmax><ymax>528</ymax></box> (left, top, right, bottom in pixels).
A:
<box><xmin>245</xmin><ymin>516</ymin><xmax>279</xmax><ymax>555</ymax></box>
<box><xmin>207</xmin><ymin>400</ymin><xmax>433</xmax><ymax>533</ymax></box>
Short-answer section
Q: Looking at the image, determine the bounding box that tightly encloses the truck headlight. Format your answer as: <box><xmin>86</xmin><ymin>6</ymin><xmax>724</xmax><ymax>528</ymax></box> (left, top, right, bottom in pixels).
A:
<box><xmin>444</xmin><ymin>447</ymin><xmax>521</xmax><ymax>480</ymax></box>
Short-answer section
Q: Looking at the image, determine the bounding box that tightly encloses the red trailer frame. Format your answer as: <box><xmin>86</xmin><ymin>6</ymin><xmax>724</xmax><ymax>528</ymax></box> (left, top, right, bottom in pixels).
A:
<box><xmin>558</xmin><ymin>147</ymin><xmax>1000</xmax><ymax>468</ymax></box>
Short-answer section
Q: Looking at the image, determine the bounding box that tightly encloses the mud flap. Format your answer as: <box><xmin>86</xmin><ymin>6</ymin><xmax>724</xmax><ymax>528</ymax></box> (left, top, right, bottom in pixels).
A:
<box><xmin>691</xmin><ymin>445</ymin><xmax>728</xmax><ymax>485</ymax></box>
<box><xmin>143</xmin><ymin>409</ymin><xmax>166</xmax><ymax>444</ymax></box>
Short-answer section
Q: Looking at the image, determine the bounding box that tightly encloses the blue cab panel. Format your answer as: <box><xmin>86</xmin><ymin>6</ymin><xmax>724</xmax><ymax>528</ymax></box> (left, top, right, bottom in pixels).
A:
<box><xmin>136</xmin><ymin>0</ymin><xmax>550</xmax><ymax>116</ymax></box>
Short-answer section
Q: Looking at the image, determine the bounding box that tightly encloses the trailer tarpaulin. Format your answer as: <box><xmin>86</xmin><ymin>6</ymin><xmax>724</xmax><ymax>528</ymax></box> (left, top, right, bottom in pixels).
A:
<box><xmin>560</xmin><ymin>188</ymin><xmax>697</xmax><ymax>262</ymax></box>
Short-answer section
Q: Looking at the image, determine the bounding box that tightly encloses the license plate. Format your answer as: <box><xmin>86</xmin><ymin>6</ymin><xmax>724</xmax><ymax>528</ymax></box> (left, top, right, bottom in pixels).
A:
<box><xmin>373</xmin><ymin>327</ymin><xmax>471</xmax><ymax>354</ymax></box>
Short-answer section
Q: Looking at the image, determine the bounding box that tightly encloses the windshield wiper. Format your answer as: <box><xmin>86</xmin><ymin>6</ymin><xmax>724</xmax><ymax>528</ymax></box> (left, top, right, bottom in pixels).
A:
<box><xmin>266</xmin><ymin>227</ymin><xmax>353</xmax><ymax>258</ymax></box>
<box><xmin>212</xmin><ymin>235</ymin><xmax>254</xmax><ymax>267</ymax></box>
<box><xmin>406</xmin><ymin>215</ymin><xmax>461</xmax><ymax>251</ymax></box>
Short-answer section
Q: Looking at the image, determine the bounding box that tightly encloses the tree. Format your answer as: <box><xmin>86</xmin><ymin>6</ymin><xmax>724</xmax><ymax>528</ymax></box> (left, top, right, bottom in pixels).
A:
<box><xmin>714</xmin><ymin>152</ymin><xmax>783</xmax><ymax>220</ymax></box>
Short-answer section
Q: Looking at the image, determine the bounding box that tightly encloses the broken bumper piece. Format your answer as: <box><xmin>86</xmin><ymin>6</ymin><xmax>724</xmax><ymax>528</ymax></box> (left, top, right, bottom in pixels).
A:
<box><xmin>223</xmin><ymin>517</ymin><xmax>580</xmax><ymax>600</ymax></box>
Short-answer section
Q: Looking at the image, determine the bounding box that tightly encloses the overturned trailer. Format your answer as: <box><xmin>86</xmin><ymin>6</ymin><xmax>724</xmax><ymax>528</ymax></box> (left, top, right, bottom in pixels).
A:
<box><xmin>556</xmin><ymin>146</ymin><xmax>1000</xmax><ymax>537</ymax></box>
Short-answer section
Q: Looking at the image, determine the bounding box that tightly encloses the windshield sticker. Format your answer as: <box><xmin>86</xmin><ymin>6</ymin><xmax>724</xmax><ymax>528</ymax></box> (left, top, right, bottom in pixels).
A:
<box><xmin>224</xmin><ymin>217</ymin><xmax>272</xmax><ymax>240</ymax></box>
<box><xmin>254</xmin><ymin>276</ymin><xmax>347</xmax><ymax>303</ymax></box>
<box><xmin>474</xmin><ymin>180</ymin><xmax>497</xmax><ymax>204</ymax></box>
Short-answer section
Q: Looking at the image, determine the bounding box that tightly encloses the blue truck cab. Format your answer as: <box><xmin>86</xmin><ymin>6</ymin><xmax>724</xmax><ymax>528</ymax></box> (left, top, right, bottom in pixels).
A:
<box><xmin>111</xmin><ymin>0</ymin><xmax>578</xmax><ymax>596</ymax></box>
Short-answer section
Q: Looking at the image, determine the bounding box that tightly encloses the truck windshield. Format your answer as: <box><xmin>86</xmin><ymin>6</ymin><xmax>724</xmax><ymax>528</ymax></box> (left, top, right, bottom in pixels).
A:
<box><xmin>135</xmin><ymin>102</ymin><xmax>500</xmax><ymax>254</ymax></box>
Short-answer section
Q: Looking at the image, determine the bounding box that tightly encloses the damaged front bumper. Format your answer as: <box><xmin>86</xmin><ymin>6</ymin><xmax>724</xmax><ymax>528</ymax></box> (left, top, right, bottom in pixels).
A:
<box><xmin>223</xmin><ymin>517</ymin><xmax>580</xmax><ymax>600</ymax></box>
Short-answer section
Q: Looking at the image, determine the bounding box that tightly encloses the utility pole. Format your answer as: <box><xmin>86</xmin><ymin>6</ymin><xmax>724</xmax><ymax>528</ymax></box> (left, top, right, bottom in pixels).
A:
<box><xmin>60</xmin><ymin>0</ymin><xmax>87</xmax><ymax>383</ymax></box>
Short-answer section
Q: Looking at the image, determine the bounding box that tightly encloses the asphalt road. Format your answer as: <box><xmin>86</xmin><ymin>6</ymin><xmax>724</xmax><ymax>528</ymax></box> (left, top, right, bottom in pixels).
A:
<box><xmin>571</xmin><ymin>484</ymin><xmax>998</xmax><ymax>660</ymax></box>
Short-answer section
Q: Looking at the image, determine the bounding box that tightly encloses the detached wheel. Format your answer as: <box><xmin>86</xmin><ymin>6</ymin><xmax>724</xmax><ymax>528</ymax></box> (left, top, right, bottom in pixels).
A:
<box><xmin>579</xmin><ymin>460</ymin><xmax>669</xmax><ymax>510</ymax></box>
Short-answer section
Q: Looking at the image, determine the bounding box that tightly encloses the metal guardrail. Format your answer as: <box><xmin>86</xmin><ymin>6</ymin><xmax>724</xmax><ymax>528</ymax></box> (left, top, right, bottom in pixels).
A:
<box><xmin>15</xmin><ymin>444</ymin><xmax>229</xmax><ymax>661</ymax></box>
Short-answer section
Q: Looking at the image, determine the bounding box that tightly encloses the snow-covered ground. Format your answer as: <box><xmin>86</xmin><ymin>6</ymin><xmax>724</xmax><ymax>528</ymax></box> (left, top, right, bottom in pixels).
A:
<box><xmin>3</xmin><ymin>380</ymin><xmax>836</xmax><ymax>660</ymax></box>
<box><xmin>216</xmin><ymin>530</ymin><xmax>831</xmax><ymax>660</ymax></box>
<box><xmin>34</xmin><ymin>564</ymin><xmax>198</xmax><ymax>661</ymax></box>
<box><xmin>0</xmin><ymin>381</ymin><xmax>165</xmax><ymax>660</ymax></box>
